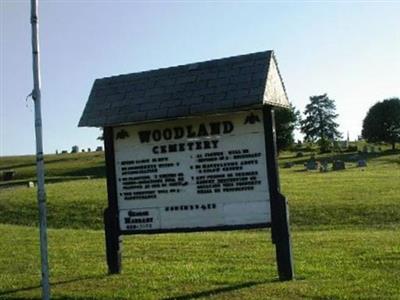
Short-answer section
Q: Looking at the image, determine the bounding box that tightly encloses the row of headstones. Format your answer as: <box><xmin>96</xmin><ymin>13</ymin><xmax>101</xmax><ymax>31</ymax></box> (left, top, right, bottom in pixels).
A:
<box><xmin>294</xmin><ymin>146</ymin><xmax>381</xmax><ymax>159</ymax></box>
<box><xmin>56</xmin><ymin>146</ymin><xmax>103</xmax><ymax>154</ymax></box>
<box><xmin>305</xmin><ymin>159</ymin><xmax>367</xmax><ymax>171</ymax></box>
<box><xmin>283</xmin><ymin>159</ymin><xmax>367</xmax><ymax>171</ymax></box>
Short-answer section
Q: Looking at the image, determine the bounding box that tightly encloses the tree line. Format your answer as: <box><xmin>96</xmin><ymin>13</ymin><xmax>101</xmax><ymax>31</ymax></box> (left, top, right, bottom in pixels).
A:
<box><xmin>275</xmin><ymin>95</ymin><xmax>400</xmax><ymax>152</ymax></box>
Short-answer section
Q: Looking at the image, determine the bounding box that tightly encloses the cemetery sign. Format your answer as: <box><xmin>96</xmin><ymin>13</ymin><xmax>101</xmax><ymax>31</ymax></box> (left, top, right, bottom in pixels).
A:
<box><xmin>115</xmin><ymin>110</ymin><xmax>269</xmax><ymax>233</ymax></box>
<box><xmin>79</xmin><ymin>50</ymin><xmax>294</xmax><ymax>281</ymax></box>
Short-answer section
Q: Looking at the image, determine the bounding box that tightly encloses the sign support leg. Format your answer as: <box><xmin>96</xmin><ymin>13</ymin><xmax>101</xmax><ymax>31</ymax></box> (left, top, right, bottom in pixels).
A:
<box><xmin>263</xmin><ymin>105</ymin><xmax>294</xmax><ymax>281</ymax></box>
<box><xmin>104</xmin><ymin>127</ymin><xmax>122</xmax><ymax>274</ymax></box>
<box><xmin>104</xmin><ymin>208</ymin><xmax>122</xmax><ymax>274</ymax></box>
<box><xmin>272</xmin><ymin>193</ymin><xmax>293</xmax><ymax>281</ymax></box>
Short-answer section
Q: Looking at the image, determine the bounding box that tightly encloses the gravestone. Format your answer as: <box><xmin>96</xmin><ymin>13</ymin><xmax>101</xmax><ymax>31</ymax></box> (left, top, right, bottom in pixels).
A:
<box><xmin>319</xmin><ymin>161</ymin><xmax>329</xmax><ymax>172</ymax></box>
<box><xmin>96</xmin><ymin>146</ymin><xmax>103</xmax><ymax>152</ymax></box>
<box><xmin>332</xmin><ymin>160</ymin><xmax>346</xmax><ymax>170</ymax></box>
<box><xmin>306</xmin><ymin>160</ymin><xmax>319</xmax><ymax>170</ymax></box>
<box><xmin>284</xmin><ymin>162</ymin><xmax>294</xmax><ymax>168</ymax></box>
<box><xmin>357</xmin><ymin>159</ymin><xmax>367</xmax><ymax>167</ymax></box>
<box><xmin>28</xmin><ymin>181</ymin><xmax>35</xmax><ymax>188</ymax></box>
<box><xmin>71</xmin><ymin>145</ymin><xmax>79</xmax><ymax>153</ymax></box>
<box><xmin>2</xmin><ymin>170</ymin><xmax>15</xmax><ymax>181</ymax></box>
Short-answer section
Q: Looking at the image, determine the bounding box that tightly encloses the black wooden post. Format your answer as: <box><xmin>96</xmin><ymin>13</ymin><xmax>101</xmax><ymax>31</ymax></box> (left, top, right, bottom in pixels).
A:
<box><xmin>263</xmin><ymin>105</ymin><xmax>294</xmax><ymax>281</ymax></box>
<box><xmin>103</xmin><ymin>127</ymin><xmax>122</xmax><ymax>274</ymax></box>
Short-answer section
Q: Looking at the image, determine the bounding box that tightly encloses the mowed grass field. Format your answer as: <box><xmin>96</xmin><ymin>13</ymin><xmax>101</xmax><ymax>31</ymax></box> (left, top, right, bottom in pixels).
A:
<box><xmin>0</xmin><ymin>149</ymin><xmax>399</xmax><ymax>299</ymax></box>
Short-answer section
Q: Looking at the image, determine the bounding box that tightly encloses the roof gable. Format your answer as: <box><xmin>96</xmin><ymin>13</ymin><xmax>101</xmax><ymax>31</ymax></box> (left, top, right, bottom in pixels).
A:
<box><xmin>79</xmin><ymin>50</ymin><xmax>289</xmax><ymax>127</ymax></box>
<box><xmin>263</xmin><ymin>55</ymin><xmax>289</xmax><ymax>107</ymax></box>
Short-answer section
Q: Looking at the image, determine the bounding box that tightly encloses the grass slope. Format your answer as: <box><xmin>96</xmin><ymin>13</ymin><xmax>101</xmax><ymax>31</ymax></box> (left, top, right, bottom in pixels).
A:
<box><xmin>0</xmin><ymin>150</ymin><xmax>399</xmax><ymax>299</ymax></box>
<box><xmin>0</xmin><ymin>152</ymin><xmax>105</xmax><ymax>184</ymax></box>
<box><xmin>1</xmin><ymin>224</ymin><xmax>399</xmax><ymax>299</ymax></box>
<box><xmin>1</xmin><ymin>151</ymin><xmax>399</xmax><ymax>230</ymax></box>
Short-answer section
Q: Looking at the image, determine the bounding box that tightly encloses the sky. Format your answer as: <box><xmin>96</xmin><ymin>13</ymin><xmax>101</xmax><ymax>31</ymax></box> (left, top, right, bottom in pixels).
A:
<box><xmin>1</xmin><ymin>1</ymin><xmax>399</xmax><ymax>156</ymax></box>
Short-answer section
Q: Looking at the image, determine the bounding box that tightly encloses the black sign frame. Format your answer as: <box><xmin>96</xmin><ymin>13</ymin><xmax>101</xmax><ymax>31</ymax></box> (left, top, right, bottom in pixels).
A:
<box><xmin>103</xmin><ymin>105</ymin><xmax>294</xmax><ymax>280</ymax></box>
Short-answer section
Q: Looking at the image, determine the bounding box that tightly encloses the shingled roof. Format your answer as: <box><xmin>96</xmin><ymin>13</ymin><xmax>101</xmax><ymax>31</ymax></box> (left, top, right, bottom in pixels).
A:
<box><xmin>79</xmin><ymin>50</ymin><xmax>289</xmax><ymax>127</ymax></box>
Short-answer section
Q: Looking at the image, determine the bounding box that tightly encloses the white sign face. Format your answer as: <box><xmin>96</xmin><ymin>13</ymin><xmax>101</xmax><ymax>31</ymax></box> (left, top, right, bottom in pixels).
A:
<box><xmin>113</xmin><ymin>110</ymin><xmax>270</xmax><ymax>232</ymax></box>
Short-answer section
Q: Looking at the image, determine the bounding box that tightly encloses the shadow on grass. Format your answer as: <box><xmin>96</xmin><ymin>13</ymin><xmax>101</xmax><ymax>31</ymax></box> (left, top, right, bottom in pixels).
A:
<box><xmin>0</xmin><ymin>274</ymin><xmax>107</xmax><ymax>298</ymax></box>
<box><xmin>2</xmin><ymin>277</ymin><xmax>299</xmax><ymax>299</ymax></box>
<box><xmin>163</xmin><ymin>279</ymin><xmax>278</xmax><ymax>300</ymax></box>
<box><xmin>293</xmin><ymin>169</ymin><xmax>308</xmax><ymax>173</ymax></box>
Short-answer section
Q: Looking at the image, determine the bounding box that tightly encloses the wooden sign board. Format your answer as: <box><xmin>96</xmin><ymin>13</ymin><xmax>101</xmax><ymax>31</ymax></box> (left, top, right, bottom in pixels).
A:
<box><xmin>113</xmin><ymin>110</ymin><xmax>270</xmax><ymax>233</ymax></box>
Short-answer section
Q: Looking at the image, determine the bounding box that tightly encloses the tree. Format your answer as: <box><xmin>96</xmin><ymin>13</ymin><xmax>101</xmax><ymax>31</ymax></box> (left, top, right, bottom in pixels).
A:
<box><xmin>274</xmin><ymin>104</ymin><xmax>300</xmax><ymax>152</ymax></box>
<box><xmin>362</xmin><ymin>98</ymin><xmax>400</xmax><ymax>150</ymax></box>
<box><xmin>300</xmin><ymin>94</ymin><xmax>342</xmax><ymax>152</ymax></box>
<box><xmin>97</xmin><ymin>128</ymin><xmax>104</xmax><ymax>141</ymax></box>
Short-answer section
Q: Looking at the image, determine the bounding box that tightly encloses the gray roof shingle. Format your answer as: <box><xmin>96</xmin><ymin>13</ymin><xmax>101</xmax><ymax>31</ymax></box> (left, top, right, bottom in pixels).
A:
<box><xmin>78</xmin><ymin>50</ymin><xmax>289</xmax><ymax>127</ymax></box>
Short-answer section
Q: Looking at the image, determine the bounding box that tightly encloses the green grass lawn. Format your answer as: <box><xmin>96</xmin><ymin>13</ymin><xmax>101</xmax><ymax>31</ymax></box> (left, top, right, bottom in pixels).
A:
<box><xmin>0</xmin><ymin>152</ymin><xmax>105</xmax><ymax>185</ymax></box>
<box><xmin>0</xmin><ymin>150</ymin><xmax>399</xmax><ymax>299</ymax></box>
<box><xmin>1</xmin><ymin>225</ymin><xmax>399</xmax><ymax>299</ymax></box>
<box><xmin>1</xmin><ymin>151</ymin><xmax>398</xmax><ymax>230</ymax></box>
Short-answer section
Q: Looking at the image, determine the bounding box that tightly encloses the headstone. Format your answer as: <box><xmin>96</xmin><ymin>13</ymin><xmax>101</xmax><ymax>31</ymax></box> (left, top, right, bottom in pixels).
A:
<box><xmin>2</xmin><ymin>170</ymin><xmax>15</xmax><ymax>181</ymax></box>
<box><xmin>55</xmin><ymin>150</ymin><xmax>58</xmax><ymax>155</ymax></box>
<box><xmin>61</xmin><ymin>150</ymin><xmax>68</xmax><ymax>154</ymax></box>
<box><xmin>306</xmin><ymin>160</ymin><xmax>319</xmax><ymax>170</ymax></box>
<box><xmin>27</xmin><ymin>181</ymin><xmax>35</xmax><ymax>188</ymax></box>
<box><xmin>284</xmin><ymin>162</ymin><xmax>294</xmax><ymax>168</ymax></box>
<box><xmin>71</xmin><ymin>145</ymin><xmax>79</xmax><ymax>153</ymax></box>
<box><xmin>319</xmin><ymin>161</ymin><xmax>329</xmax><ymax>172</ymax></box>
<box><xmin>357</xmin><ymin>159</ymin><xmax>367</xmax><ymax>167</ymax></box>
<box><xmin>96</xmin><ymin>146</ymin><xmax>103</xmax><ymax>152</ymax></box>
<box><xmin>332</xmin><ymin>160</ymin><xmax>345</xmax><ymax>170</ymax></box>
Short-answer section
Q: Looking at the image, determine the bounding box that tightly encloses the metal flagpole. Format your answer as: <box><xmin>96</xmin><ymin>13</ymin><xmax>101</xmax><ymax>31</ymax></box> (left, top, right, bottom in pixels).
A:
<box><xmin>30</xmin><ymin>0</ymin><xmax>50</xmax><ymax>299</ymax></box>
